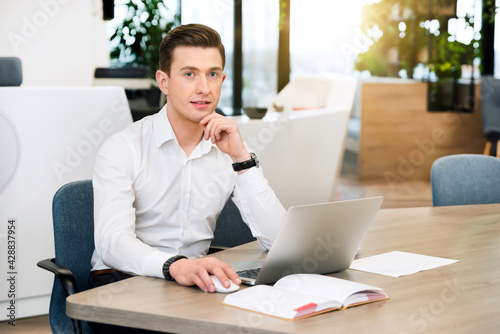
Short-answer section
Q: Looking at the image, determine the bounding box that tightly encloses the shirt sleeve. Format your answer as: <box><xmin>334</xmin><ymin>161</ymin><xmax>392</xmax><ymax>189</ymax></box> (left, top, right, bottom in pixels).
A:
<box><xmin>231</xmin><ymin>167</ymin><xmax>286</xmax><ymax>249</ymax></box>
<box><xmin>92</xmin><ymin>136</ymin><xmax>171</xmax><ymax>278</ymax></box>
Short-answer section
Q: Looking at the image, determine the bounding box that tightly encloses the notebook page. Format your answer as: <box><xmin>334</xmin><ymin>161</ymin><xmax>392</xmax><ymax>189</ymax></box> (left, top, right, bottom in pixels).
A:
<box><xmin>349</xmin><ymin>251</ymin><xmax>459</xmax><ymax>277</ymax></box>
<box><xmin>223</xmin><ymin>284</ymin><xmax>339</xmax><ymax>320</ymax></box>
<box><xmin>274</xmin><ymin>274</ymin><xmax>385</xmax><ymax>304</ymax></box>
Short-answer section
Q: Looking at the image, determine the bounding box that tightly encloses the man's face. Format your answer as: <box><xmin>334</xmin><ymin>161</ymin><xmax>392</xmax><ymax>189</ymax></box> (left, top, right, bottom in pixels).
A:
<box><xmin>160</xmin><ymin>46</ymin><xmax>226</xmax><ymax>124</ymax></box>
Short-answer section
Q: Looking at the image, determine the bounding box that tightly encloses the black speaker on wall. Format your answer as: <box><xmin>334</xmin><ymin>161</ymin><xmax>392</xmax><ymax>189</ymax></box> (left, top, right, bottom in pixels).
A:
<box><xmin>103</xmin><ymin>0</ymin><xmax>114</xmax><ymax>21</ymax></box>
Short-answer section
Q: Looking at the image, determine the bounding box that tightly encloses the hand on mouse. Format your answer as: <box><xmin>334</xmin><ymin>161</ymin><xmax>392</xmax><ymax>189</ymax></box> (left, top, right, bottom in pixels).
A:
<box><xmin>169</xmin><ymin>257</ymin><xmax>241</xmax><ymax>292</ymax></box>
<box><xmin>210</xmin><ymin>275</ymin><xmax>240</xmax><ymax>293</ymax></box>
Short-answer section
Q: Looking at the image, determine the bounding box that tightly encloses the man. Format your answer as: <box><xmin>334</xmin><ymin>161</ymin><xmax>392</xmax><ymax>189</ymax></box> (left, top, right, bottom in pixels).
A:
<box><xmin>90</xmin><ymin>23</ymin><xmax>285</xmax><ymax>297</ymax></box>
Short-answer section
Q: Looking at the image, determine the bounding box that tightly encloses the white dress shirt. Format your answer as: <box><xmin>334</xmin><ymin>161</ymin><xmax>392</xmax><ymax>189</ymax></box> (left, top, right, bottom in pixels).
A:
<box><xmin>90</xmin><ymin>106</ymin><xmax>286</xmax><ymax>278</ymax></box>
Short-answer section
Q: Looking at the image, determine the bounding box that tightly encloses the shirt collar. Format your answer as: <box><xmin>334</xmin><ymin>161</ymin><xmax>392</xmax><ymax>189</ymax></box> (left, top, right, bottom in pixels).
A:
<box><xmin>153</xmin><ymin>105</ymin><xmax>175</xmax><ymax>148</ymax></box>
<box><xmin>153</xmin><ymin>105</ymin><xmax>218</xmax><ymax>155</ymax></box>
<box><xmin>199</xmin><ymin>136</ymin><xmax>218</xmax><ymax>155</ymax></box>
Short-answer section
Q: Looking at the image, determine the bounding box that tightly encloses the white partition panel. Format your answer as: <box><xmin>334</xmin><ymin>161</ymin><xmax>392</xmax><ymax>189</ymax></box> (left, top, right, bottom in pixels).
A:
<box><xmin>236</xmin><ymin>74</ymin><xmax>357</xmax><ymax>209</ymax></box>
<box><xmin>0</xmin><ymin>87</ymin><xmax>132</xmax><ymax>320</ymax></box>
<box><xmin>237</xmin><ymin>109</ymin><xmax>349</xmax><ymax>209</ymax></box>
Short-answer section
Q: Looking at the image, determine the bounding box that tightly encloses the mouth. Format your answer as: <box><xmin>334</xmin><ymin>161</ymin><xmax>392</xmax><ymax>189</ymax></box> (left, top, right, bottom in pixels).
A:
<box><xmin>191</xmin><ymin>101</ymin><xmax>211</xmax><ymax>106</ymax></box>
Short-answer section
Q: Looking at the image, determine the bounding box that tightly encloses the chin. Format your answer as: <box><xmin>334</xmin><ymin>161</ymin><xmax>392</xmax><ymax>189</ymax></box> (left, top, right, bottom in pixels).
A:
<box><xmin>196</xmin><ymin>109</ymin><xmax>214</xmax><ymax>118</ymax></box>
<box><xmin>190</xmin><ymin>112</ymin><xmax>211</xmax><ymax>123</ymax></box>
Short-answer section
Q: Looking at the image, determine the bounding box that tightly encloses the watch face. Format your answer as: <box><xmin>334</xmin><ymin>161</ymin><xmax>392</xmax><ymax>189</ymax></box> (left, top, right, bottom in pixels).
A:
<box><xmin>251</xmin><ymin>153</ymin><xmax>260</xmax><ymax>167</ymax></box>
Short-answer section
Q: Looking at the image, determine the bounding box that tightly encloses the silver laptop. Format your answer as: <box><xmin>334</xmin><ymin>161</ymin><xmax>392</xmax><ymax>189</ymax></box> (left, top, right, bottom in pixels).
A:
<box><xmin>233</xmin><ymin>196</ymin><xmax>384</xmax><ymax>285</ymax></box>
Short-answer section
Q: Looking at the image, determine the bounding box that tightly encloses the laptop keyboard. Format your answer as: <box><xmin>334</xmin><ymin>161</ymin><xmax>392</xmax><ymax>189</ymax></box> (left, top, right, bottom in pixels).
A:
<box><xmin>236</xmin><ymin>268</ymin><xmax>261</xmax><ymax>279</ymax></box>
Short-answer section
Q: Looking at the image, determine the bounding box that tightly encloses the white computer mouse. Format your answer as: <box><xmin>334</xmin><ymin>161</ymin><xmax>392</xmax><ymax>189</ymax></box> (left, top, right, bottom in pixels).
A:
<box><xmin>210</xmin><ymin>275</ymin><xmax>240</xmax><ymax>293</ymax></box>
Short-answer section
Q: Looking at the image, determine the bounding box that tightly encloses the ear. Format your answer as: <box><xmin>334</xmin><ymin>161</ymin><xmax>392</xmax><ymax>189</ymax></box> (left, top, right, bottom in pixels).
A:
<box><xmin>156</xmin><ymin>70</ymin><xmax>169</xmax><ymax>96</ymax></box>
<box><xmin>221</xmin><ymin>72</ymin><xmax>226</xmax><ymax>84</ymax></box>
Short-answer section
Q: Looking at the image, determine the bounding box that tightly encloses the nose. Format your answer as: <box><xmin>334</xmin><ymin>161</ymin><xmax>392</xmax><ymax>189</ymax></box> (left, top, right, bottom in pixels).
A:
<box><xmin>196</xmin><ymin>76</ymin><xmax>210</xmax><ymax>95</ymax></box>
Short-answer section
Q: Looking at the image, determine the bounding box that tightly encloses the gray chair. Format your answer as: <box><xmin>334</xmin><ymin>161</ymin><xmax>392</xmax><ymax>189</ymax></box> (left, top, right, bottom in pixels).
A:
<box><xmin>0</xmin><ymin>57</ymin><xmax>23</xmax><ymax>86</ymax></box>
<box><xmin>38</xmin><ymin>179</ymin><xmax>253</xmax><ymax>333</ymax></box>
<box><xmin>481</xmin><ymin>76</ymin><xmax>500</xmax><ymax>157</ymax></box>
<box><xmin>431</xmin><ymin>154</ymin><xmax>500</xmax><ymax>206</ymax></box>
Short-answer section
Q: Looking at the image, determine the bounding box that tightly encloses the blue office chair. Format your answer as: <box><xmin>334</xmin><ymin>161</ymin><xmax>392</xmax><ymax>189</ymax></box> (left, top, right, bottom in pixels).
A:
<box><xmin>37</xmin><ymin>180</ymin><xmax>95</xmax><ymax>334</ymax></box>
<box><xmin>431</xmin><ymin>154</ymin><xmax>500</xmax><ymax>206</ymax></box>
<box><xmin>38</xmin><ymin>179</ymin><xmax>253</xmax><ymax>333</ymax></box>
<box><xmin>481</xmin><ymin>76</ymin><xmax>500</xmax><ymax>157</ymax></box>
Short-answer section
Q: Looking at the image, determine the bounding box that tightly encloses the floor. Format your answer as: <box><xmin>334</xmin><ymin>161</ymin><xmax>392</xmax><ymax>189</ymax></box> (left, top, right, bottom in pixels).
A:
<box><xmin>0</xmin><ymin>315</ymin><xmax>51</xmax><ymax>334</ymax></box>
<box><xmin>337</xmin><ymin>150</ymin><xmax>432</xmax><ymax>209</ymax></box>
<box><xmin>0</xmin><ymin>151</ymin><xmax>433</xmax><ymax>333</ymax></box>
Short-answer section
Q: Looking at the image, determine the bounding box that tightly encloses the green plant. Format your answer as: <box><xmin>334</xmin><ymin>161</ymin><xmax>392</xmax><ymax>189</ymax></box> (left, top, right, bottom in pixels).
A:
<box><xmin>356</xmin><ymin>0</ymin><xmax>487</xmax><ymax>112</ymax></box>
<box><xmin>427</xmin><ymin>13</ymin><xmax>482</xmax><ymax>81</ymax></box>
<box><xmin>430</xmin><ymin>35</ymin><xmax>465</xmax><ymax>80</ymax></box>
<box><xmin>110</xmin><ymin>0</ymin><xmax>180</xmax><ymax>78</ymax></box>
<box><xmin>355</xmin><ymin>0</ymin><xmax>432</xmax><ymax>78</ymax></box>
<box><xmin>355</xmin><ymin>0</ymin><xmax>480</xmax><ymax>80</ymax></box>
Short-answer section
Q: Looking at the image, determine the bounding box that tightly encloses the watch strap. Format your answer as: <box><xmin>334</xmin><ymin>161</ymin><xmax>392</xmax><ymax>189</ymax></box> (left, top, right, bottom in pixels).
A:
<box><xmin>162</xmin><ymin>255</ymin><xmax>187</xmax><ymax>281</ymax></box>
<box><xmin>232</xmin><ymin>152</ymin><xmax>258</xmax><ymax>172</ymax></box>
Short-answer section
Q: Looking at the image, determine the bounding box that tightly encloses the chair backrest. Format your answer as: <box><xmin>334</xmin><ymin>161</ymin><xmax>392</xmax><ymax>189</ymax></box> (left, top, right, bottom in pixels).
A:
<box><xmin>212</xmin><ymin>198</ymin><xmax>256</xmax><ymax>247</ymax></box>
<box><xmin>481</xmin><ymin>75</ymin><xmax>500</xmax><ymax>135</ymax></box>
<box><xmin>49</xmin><ymin>180</ymin><xmax>95</xmax><ymax>334</ymax></box>
<box><xmin>431</xmin><ymin>154</ymin><xmax>500</xmax><ymax>206</ymax></box>
<box><xmin>0</xmin><ymin>57</ymin><xmax>23</xmax><ymax>86</ymax></box>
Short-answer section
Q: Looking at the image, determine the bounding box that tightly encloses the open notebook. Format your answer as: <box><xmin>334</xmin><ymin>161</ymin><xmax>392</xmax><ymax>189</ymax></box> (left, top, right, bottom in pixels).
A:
<box><xmin>224</xmin><ymin>273</ymin><xmax>389</xmax><ymax>320</ymax></box>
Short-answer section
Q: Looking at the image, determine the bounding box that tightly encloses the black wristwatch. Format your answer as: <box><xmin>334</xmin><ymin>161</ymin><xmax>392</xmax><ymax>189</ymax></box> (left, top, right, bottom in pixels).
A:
<box><xmin>162</xmin><ymin>255</ymin><xmax>187</xmax><ymax>281</ymax></box>
<box><xmin>232</xmin><ymin>152</ymin><xmax>259</xmax><ymax>172</ymax></box>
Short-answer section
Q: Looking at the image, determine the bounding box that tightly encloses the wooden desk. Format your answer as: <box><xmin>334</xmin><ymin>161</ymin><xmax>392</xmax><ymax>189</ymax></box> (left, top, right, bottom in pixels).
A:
<box><xmin>67</xmin><ymin>204</ymin><xmax>500</xmax><ymax>333</ymax></box>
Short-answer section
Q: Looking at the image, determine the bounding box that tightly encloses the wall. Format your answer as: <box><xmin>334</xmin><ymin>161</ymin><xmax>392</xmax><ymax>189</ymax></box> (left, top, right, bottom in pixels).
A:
<box><xmin>0</xmin><ymin>0</ymin><xmax>110</xmax><ymax>87</ymax></box>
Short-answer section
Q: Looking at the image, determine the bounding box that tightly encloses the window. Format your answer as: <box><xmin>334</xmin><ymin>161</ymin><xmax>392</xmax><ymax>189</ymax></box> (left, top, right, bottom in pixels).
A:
<box><xmin>242</xmin><ymin>0</ymin><xmax>279</xmax><ymax>109</ymax></box>
<box><xmin>182</xmin><ymin>0</ymin><xmax>235</xmax><ymax>110</ymax></box>
<box><xmin>289</xmin><ymin>0</ymin><xmax>364</xmax><ymax>78</ymax></box>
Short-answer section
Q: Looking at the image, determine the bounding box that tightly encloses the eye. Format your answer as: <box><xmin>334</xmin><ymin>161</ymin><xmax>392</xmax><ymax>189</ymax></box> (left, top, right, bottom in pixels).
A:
<box><xmin>208</xmin><ymin>72</ymin><xmax>218</xmax><ymax>78</ymax></box>
<box><xmin>185</xmin><ymin>72</ymin><xmax>194</xmax><ymax>78</ymax></box>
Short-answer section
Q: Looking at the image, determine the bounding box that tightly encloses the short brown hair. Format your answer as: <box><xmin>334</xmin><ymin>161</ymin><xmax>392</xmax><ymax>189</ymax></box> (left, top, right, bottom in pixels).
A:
<box><xmin>159</xmin><ymin>24</ymin><xmax>226</xmax><ymax>76</ymax></box>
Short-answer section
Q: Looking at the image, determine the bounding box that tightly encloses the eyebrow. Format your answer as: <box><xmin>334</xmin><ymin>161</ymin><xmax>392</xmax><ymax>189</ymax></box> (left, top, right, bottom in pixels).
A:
<box><xmin>179</xmin><ymin>66</ymin><xmax>223</xmax><ymax>72</ymax></box>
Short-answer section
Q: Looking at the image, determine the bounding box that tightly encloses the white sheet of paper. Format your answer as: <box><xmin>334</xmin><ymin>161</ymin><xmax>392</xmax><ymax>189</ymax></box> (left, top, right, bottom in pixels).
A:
<box><xmin>349</xmin><ymin>251</ymin><xmax>459</xmax><ymax>277</ymax></box>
